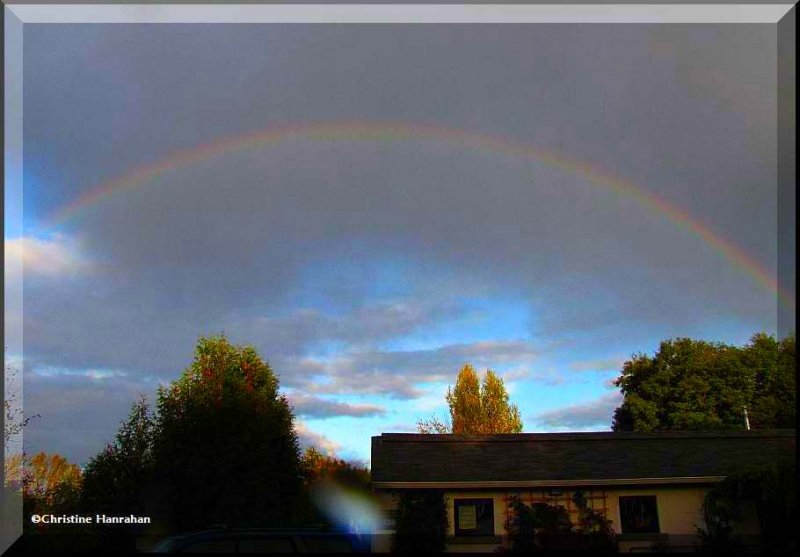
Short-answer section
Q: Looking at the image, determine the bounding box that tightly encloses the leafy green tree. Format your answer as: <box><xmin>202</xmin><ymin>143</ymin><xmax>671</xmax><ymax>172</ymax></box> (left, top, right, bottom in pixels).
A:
<box><xmin>612</xmin><ymin>333</ymin><xmax>795</xmax><ymax>431</ymax></box>
<box><xmin>417</xmin><ymin>364</ymin><xmax>523</xmax><ymax>434</ymax></box>
<box><xmin>153</xmin><ymin>335</ymin><xmax>303</xmax><ymax>531</ymax></box>
<box><xmin>742</xmin><ymin>333</ymin><xmax>796</xmax><ymax>429</ymax></box>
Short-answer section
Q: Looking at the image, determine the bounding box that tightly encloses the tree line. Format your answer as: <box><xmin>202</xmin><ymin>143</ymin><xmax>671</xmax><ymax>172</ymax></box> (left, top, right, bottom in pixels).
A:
<box><xmin>6</xmin><ymin>335</ymin><xmax>368</xmax><ymax>552</ymax></box>
<box><xmin>612</xmin><ymin>332</ymin><xmax>795</xmax><ymax>431</ymax></box>
<box><xmin>416</xmin><ymin>331</ymin><xmax>795</xmax><ymax>435</ymax></box>
<box><xmin>5</xmin><ymin>330</ymin><xmax>795</xmax><ymax>552</ymax></box>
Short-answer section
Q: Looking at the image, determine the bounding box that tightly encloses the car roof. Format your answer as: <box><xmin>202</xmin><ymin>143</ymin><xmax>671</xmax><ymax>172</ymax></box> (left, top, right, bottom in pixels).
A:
<box><xmin>170</xmin><ymin>528</ymin><xmax>352</xmax><ymax>538</ymax></box>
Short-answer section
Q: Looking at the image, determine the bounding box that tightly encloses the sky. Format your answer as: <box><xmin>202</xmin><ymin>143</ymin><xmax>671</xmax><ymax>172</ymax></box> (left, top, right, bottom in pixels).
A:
<box><xmin>5</xmin><ymin>23</ymin><xmax>793</xmax><ymax>466</ymax></box>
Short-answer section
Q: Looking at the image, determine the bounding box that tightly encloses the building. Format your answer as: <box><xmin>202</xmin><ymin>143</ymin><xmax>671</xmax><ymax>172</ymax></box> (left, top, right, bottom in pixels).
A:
<box><xmin>370</xmin><ymin>429</ymin><xmax>796</xmax><ymax>553</ymax></box>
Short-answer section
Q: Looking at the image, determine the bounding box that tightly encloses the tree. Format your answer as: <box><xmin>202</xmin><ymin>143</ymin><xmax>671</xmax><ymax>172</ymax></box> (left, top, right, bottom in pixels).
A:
<box><xmin>741</xmin><ymin>332</ymin><xmax>796</xmax><ymax>429</ymax></box>
<box><xmin>505</xmin><ymin>493</ymin><xmax>615</xmax><ymax>553</ymax></box>
<box><xmin>82</xmin><ymin>396</ymin><xmax>155</xmax><ymax>516</ymax></box>
<box><xmin>79</xmin><ymin>396</ymin><xmax>156</xmax><ymax>552</ymax></box>
<box><xmin>479</xmin><ymin>369</ymin><xmax>523</xmax><ymax>433</ymax></box>
<box><xmin>299</xmin><ymin>447</ymin><xmax>372</xmax><ymax>535</ymax></box>
<box><xmin>20</xmin><ymin>453</ymin><xmax>91</xmax><ymax>552</ymax></box>
<box><xmin>612</xmin><ymin>333</ymin><xmax>796</xmax><ymax>432</ymax></box>
<box><xmin>301</xmin><ymin>447</ymin><xmax>369</xmax><ymax>489</ymax></box>
<box><xmin>445</xmin><ymin>364</ymin><xmax>482</xmax><ymax>434</ymax></box>
<box><xmin>22</xmin><ymin>452</ymin><xmax>82</xmax><ymax>502</ymax></box>
<box><xmin>4</xmin><ymin>453</ymin><xmax>23</xmax><ymax>489</ymax></box>
<box><xmin>415</xmin><ymin>415</ymin><xmax>450</xmax><ymax>434</ymax></box>
<box><xmin>4</xmin><ymin>363</ymin><xmax>39</xmax><ymax>449</ymax></box>
<box><xmin>417</xmin><ymin>364</ymin><xmax>523</xmax><ymax>434</ymax></box>
<box><xmin>152</xmin><ymin>335</ymin><xmax>303</xmax><ymax>531</ymax></box>
<box><xmin>505</xmin><ymin>497</ymin><xmax>572</xmax><ymax>553</ymax></box>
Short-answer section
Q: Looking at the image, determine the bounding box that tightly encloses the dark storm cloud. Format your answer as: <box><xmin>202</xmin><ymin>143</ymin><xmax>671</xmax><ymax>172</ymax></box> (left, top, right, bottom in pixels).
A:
<box><xmin>220</xmin><ymin>299</ymin><xmax>466</xmax><ymax>355</ymax></box>
<box><xmin>21</xmin><ymin>262</ymin><xmax>471</xmax><ymax>377</ymax></box>
<box><xmin>23</xmin><ymin>369</ymin><xmax>162</xmax><ymax>466</ymax></box>
<box><xmin>18</xmin><ymin>23</ymin><xmax>788</xmax><ymax>459</ymax></box>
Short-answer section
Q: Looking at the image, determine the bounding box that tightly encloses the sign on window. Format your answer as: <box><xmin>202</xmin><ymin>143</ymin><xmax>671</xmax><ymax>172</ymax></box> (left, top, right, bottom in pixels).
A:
<box><xmin>457</xmin><ymin>505</ymin><xmax>477</xmax><ymax>530</ymax></box>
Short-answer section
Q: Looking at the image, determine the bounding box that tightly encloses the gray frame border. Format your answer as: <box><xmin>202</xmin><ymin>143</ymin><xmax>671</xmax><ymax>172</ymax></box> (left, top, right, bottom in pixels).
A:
<box><xmin>4</xmin><ymin>3</ymin><xmax>796</xmax><ymax>23</ymax></box>
<box><xmin>2</xmin><ymin>6</ymin><xmax>24</xmax><ymax>556</ymax></box>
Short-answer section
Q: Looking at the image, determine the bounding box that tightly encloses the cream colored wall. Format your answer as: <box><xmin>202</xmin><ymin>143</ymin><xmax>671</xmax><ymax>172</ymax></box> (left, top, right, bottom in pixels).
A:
<box><xmin>372</xmin><ymin>485</ymin><xmax>761</xmax><ymax>553</ymax></box>
<box><xmin>605</xmin><ymin>486</ymin><xmax>708</xmax><ymax>536</ymax></box>
<box><xmin>605</xmin><ymin>486</ymin><xmax>709</xmax><ymax>552</ymax></box>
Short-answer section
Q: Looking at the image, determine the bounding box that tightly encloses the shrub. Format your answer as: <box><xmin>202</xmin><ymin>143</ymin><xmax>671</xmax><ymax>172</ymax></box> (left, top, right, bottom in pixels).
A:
<box><xmin>391</xmin><ymin>490</ymin><xmax>447</xmax><ymax>553</ymax></box>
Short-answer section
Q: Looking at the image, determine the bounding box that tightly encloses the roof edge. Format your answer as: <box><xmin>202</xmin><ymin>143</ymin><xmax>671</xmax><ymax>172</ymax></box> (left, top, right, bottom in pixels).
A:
<box><xmin>372</xmin><ymin>476</ymin><xmax>727</xmax><ymax>489</ymax></box>
<box><xmin>373</xmin><ymin>429</ymin><xmax>797</xmax><ymax>442</ymax></box>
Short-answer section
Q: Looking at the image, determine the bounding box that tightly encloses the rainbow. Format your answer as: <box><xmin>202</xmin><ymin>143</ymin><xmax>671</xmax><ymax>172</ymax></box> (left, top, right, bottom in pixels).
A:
<box><xmin>47</xmin><ymin>120</ymin><xmax>793</xmax><ymax>309</ymax></box>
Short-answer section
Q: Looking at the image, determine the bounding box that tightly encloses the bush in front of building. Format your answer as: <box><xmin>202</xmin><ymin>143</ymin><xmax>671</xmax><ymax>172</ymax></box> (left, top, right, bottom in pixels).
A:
<box><xmin>504</xmin><ymin>493</ymin><xmax>616</xmax><ymax>554</ymax></box>
<box><xmin>391</xmin><ymin>490</ymin><xmax>447</xmax><ymax>553</ymax></box>
<box><xmin>697</xmin><ymin>463</ymin><xmax>796</xmax><ymax>554</ymax></box>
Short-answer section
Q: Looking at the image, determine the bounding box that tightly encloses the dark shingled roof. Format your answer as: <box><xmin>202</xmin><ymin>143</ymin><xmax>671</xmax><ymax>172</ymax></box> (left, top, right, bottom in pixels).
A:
<box><xmin>371</xmin><ymin>430</ymin><xmax>796</xmax><ymax>486</ymax></box>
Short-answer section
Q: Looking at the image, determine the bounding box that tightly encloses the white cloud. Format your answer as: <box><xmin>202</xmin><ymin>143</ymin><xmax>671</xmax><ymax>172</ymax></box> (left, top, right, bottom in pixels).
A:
<box><xmin>286</xmin><ymin>392</ymin><xmax>386</xmax><ymax>419</ymax></box>
<box><xmin>4</xmin><ymin>235</ymin><xmax>88</xmax><ymax>276</ymax></box>
<box><xmin>295</xmin><ymin>421</ymin><xmax>342</xmax><ymax>456</ymax></box>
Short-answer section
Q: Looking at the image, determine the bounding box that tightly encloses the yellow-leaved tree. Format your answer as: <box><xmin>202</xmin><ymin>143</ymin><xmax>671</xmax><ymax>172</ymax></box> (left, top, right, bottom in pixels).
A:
<box><xmin>417</xmin><ymin>364</ymin><xmax>523</xmax><ymax>434</ymax></box>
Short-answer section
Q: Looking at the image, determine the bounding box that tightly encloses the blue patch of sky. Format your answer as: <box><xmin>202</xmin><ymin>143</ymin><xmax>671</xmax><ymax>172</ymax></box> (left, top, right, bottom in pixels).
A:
<box><xmin>20</xmin><ymin>161</ymin><xmax>72</xmax><ymax>238</ymax></box>
<box><xmin>380</xmin><ymin>297</ymin><xmax>534</xmax><ymax>352</ymax></box>
<box><xmin>280</xmin><ymin>250</ymin><xmax>419</xmax><ymax>316</ymax></box>
<box><xmin>520</xmin><ymin>378</ymin><xmax>615</xmax><ymax>416</ymax></box>
<box><xmin>4</xmin><ymin>163</ymin><xmax>24</xmax><ymax>239</ymax></box>
<box><xmin>306</xmin><ymin>340</ymin><xmax>350</xmax><ymax>360</ymax></box>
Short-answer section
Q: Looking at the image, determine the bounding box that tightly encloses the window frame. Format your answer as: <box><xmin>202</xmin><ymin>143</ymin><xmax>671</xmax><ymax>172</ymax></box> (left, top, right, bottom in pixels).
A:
<box><xmin>618</xmin><ymin>495</ymin><xmax>661</xmax><ymax>534</ymax></box>
<box><xmin>453</xmin><ymin>497</ymin><xmax>495</xmax><ymax>537</ymax></box>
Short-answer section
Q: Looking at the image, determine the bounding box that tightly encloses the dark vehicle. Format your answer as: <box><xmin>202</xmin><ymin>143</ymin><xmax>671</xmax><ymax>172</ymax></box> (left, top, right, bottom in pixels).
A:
<box><xmin>149</xmin><ymin>528</ymin><xmax>370</xmax><ymax>553</ymax></box>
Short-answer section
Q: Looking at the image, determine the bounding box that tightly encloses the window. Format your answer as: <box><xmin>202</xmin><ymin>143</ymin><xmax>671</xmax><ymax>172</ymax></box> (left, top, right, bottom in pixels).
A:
<box><xmin>454</xmin><ymin>498</ymin><xmax>495</xmax><ymax>537</ymax></box>
<box><xmin>619</xmin><ymin>495</ymin><xmax>660</xmax><ymax>534</ymax></box>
